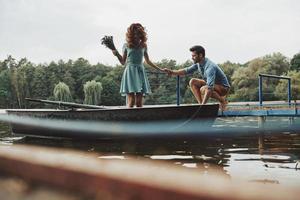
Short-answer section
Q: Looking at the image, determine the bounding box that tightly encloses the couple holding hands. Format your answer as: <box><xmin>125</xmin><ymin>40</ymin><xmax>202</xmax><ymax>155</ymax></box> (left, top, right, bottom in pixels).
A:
<box><xmin>102</xmin><ymin>23</ymin><xmax>230</xmax><ymax>110</ymax></box>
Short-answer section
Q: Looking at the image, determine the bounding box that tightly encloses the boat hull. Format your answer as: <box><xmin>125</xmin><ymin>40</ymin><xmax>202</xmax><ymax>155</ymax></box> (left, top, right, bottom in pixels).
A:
<box><xmin>6</xmin><ymin>104</ymin><xmax>219</xmax><ymax>139</ymax></box>
<box><xmin>7</xmin><ymin>104</ymin><xmax>219</xmax><ymax>121</ymax></box>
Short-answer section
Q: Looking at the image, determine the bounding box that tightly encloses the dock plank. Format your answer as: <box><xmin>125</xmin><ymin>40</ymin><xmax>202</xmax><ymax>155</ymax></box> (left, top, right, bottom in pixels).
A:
<box><xmin>219</xmin><ymin>102</ymin><xmax>299</xmax><ymax>117</ymax></box>
<box><xmin>0</xmin><ymin>145</ymin><xmax>299</xmax><ymax>200</ymax></box>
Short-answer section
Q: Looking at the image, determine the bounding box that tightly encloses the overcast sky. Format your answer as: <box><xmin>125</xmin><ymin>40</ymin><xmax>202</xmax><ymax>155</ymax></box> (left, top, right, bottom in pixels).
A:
<box><xmin>0</xmin><ymin>0</ymin><xmax>299</xmax><ymax>66</ymax></box>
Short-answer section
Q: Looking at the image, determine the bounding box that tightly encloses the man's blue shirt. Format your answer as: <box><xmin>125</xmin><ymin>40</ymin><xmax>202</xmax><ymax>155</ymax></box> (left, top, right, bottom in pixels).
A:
<box><xmin>184</xmin><ymin>58</ymin><xmax>230</xmax><ymax>89</ymax></box>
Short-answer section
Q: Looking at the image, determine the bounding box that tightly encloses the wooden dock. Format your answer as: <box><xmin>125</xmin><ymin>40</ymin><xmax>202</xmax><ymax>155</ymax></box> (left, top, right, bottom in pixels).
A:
<box><xmin>219</xmin><ymin>101</ymin><xmax>300</xmax><ymax>117</ymax></box>
<box><xmin>0</xmin><ymin>145</ymin><xmax>299</xmax><ymax>200</ymax></box>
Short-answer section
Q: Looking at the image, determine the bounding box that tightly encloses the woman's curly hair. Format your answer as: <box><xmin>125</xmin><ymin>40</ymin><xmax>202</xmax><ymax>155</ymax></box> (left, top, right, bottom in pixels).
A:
<box><xmin>126</xmin><ymin>23</ymin><xmax>147</xmax><ymax>48</ymax></box>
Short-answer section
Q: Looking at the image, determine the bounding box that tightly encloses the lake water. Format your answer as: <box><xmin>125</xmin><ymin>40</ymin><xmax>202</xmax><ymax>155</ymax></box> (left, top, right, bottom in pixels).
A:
<box><xmin>0</xmin><ymin>115</ymin><xmax>299</xmax><ymax>187</ymax></box>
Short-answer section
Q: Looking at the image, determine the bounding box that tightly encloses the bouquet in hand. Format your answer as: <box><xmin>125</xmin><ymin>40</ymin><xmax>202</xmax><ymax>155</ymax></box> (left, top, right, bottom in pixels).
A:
<box><xmin>101</xmin><ymin>35</ymin><xmax>116</xmax><ymax>50</ymax></box>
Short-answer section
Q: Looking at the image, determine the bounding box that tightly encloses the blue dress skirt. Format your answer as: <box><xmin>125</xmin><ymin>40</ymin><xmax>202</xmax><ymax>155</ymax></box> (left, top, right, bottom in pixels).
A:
<box><xmin>120</xmin><ymin>44</ymin><xmax>151</xmax><ymax>96</ymax></box>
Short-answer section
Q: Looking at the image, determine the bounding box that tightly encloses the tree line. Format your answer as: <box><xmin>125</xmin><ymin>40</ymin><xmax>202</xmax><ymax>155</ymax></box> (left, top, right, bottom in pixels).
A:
<box><xmin>0</xmin><ymin>52</ymin><xmax>299</xmax><ymax>109</ymax></box>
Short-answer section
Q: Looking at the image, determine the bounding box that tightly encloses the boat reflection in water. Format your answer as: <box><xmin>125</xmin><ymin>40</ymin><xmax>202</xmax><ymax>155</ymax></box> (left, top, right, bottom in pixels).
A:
<box><xmin>0</xmin><ymin>114</ymin><xmax>300</xmax><ymax>188</ymax></box>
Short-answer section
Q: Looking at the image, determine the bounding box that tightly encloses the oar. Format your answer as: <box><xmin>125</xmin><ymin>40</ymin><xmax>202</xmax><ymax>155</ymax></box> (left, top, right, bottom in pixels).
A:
<box><xmin>25</xmin><ymin>98</ymin><xmax>108</xmax><ymax>109</ymax></box>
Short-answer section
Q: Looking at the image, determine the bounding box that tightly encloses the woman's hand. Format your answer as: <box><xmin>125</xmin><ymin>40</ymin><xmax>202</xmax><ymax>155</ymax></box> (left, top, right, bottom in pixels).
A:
<box><xmin>101</xmin><ymin>36</ymin><xmax>116</xmax><ymax>50</ymax></box>
<box><xmin>162</xmin><ymin>68</ymin><xmax>173</xmax><ymax>76</ymax></box>
<box><xmin>112</xmin><ymin>50</ymin><xmax>118</xmax><ymax>56</ymax></box>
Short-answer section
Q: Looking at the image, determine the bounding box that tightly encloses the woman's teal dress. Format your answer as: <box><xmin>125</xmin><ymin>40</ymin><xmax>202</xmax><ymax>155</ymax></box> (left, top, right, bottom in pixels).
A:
<box><xmin>120</xmin><ymin>44</ymin><xmax>151</xmax><ymax>95</ymax></box>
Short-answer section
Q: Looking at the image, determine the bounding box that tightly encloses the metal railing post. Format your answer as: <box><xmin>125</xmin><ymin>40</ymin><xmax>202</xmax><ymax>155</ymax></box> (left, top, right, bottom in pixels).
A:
<box><xmin>288</xmin><ymin>79</ymin><xmax>291</xmax><ymax>105</ymax></box>
<box><xmin>176</xmin><ymin>75</ymin><xmax>180</xmax><ymax>106</ymax></box>
<box><xmin>259</xmin><ymin>74</ymin><xmax>291</xmax><ymax>107</ymax></box>
<box><xmin>259</xmin><ymin>75</ymin><xmax>263</xmax><ymax>106</ymax></box>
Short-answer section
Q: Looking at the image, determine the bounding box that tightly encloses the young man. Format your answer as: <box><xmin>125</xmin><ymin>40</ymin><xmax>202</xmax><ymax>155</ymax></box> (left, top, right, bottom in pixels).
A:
<box><xmin>165</xmin><ymin>45</ymin><xmax>230</xmax><ymax>110</ymax></box>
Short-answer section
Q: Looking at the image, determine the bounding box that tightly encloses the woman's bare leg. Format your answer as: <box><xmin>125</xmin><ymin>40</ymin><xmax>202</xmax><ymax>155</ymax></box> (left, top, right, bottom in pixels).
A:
<box><xmin>127</xmin><ymin>93</ymin><xmax>135</xmax><ymax>108</ymax></box>
<box><xmin>135</xmin><ymin>93</ymin><xmax>143</xmax><ymax>107</ymax></box>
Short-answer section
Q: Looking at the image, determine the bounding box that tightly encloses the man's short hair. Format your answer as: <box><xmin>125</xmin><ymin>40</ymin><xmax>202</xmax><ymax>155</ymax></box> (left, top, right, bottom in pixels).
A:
<box><xmin>190</xmin><ymin>45</ymin><xmax>205</xmax><ymax>57</ymax></box>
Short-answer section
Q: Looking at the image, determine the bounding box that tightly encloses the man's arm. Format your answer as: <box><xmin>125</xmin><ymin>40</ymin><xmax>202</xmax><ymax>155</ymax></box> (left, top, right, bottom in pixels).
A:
<box><xmin>164</xmin><ymin>63</ymin><xmax>198</xmax><ymax>76</ymax></box>
<box><xmin>164</xmin><ymin>68</ymin><xmax>186</xmax><ymax>76</ymax></box>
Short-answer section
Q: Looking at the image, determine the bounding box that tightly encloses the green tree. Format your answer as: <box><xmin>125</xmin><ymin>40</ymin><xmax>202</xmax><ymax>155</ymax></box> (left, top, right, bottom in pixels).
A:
<box><xmin>62</xmin><ymin>71</ymin><xmax>75</xmax><ymax>96</ymax></box>
<box><xmin>83</xmin><ymin>80</ymin><xmax>103</xmax><ymax>105</ymax></box>
<box><xmin>263</xmin><ymin>52</ymin><xmax>290</xmax><ymax>75</ymax></box>
<box><xmin>230</xmin><ymin>53</ymin><xmax>290</xmax><ymax>102</ymax></box>
<box><xmin>32</xmin><ymin>65</ymin><xmax>50</xmax><ymax>99</ymax></box>
<box><xmin>219</xmin><ymin>61</ymin><xmax>242</xmax><ymax>96</ymax></box>
<box><xmin>3</xmin><ymin>55</ymin><xmax>17</xmax><ymax>69</ymax></box>
<box><xmin>99</xmin><ymin>65</ymin><xmax>124</xmax><ymax>105</ymax></box>
<box><xmin>47</xmin><ymin>61</ymin><xmax>62</xmax><ymax>95</ymax></box>
<box><xmin>0</xmin><ymin>56</ymin><xmax>22</xmax><ymax>108</ymax></box>
<box><xmin>9</xmin><ymin>58</ymin><xmax>32</xmax><ymax>108</ymax></box>
<box><xmin>0</xmin><ymin>52</ymin><xmax>294</xmax><ymax>107</ymax></box>
<box><xmin>275</xmin><ymin>70</ymin><xmax>300</xmax><ymax>102</ymax></box>
<box><xmin>145</xmin><ymin>59</ymin><xmax>178</xmax><ymax>104</ymax></box>
<box><xmin>70</xmin><ymin>58</ymin><xmax>91</xmax><ymax>101</ymax></box>
<box><xmin>231</xmin><ymin>58</ymin><xmax>266</xmax><ymax>101</ymax></box>
<box><xmin>100</xmin><ymin>76</ymin><xmax>123</xmax><ymax>106</ymax></box>
<box><xmin>53</xmin><ymin>82</ymin><xmax>72</xmax><ymax>102</ymax></box>
<box><xmin>290</xmin><ymin>53</ymin><xmax>300</xmax><ymax>71</ymax></box>
<box><xmin>0</xmin><ymin>70</ymin><xmax>12</xmax><ymax>108</ymax></box>
<box><xmin>15</xmin><ymin>58</ymin><xmax>36</xmax><ymax>108</ymax></box>
<box><xmin>0</xmin><ymin>60</ymin><xmax>8</xmax><ymax>72</ymax></box>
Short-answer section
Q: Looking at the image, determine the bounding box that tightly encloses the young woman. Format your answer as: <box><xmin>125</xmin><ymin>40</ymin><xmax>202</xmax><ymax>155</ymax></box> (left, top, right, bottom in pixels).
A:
<box><xmin>108</xmin><ymin>23</ymin><xmax>165</xmax><ymax>107</ymax></box>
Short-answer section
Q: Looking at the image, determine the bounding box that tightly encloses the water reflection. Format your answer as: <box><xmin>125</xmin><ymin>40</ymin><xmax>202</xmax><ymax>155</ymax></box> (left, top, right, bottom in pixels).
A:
<box><xmin>0</xmin><ymin>117</ymin><xmax>300</xmax><ymax>187</ymax></box>
<box><xmin>225</xmin><ymin>152</ymin><xmax>300</xmax><ymax>186</ymax></box>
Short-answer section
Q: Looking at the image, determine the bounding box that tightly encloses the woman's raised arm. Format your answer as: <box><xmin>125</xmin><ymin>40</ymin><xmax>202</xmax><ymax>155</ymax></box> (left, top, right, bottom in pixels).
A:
<box><xmin>112</xmin><ymin>50</ymin><xmax>127</xmax><ymax>65</ymax></box>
